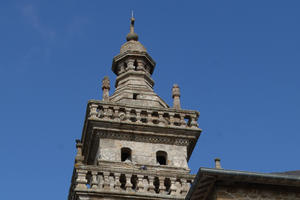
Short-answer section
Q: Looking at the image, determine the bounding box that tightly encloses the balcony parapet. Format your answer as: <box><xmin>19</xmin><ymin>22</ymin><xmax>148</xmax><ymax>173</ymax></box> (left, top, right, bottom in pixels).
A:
<box><xmin>87</xmin><ymin>100</ymin><xmax>200</xmax><ymax>130</ymax></box>
<box><xmin>70</xmin><ymin>165</ymin><xmax>194</xmax><ymax>199</ymax></box>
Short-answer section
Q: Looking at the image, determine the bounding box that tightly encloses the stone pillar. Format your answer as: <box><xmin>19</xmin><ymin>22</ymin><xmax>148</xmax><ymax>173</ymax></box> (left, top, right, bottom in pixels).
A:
<box><xmin>109</xmin><ymin>174</ymin><xmax>115</xmax><ymax>190</ymax></box>
<box><xmin>91</xmin><ymin>172</ymin><xmax>98</xmax><ymax>189</ymax></box>
<box><xmin>75</xmin><ymin>169</ymin><xmax>88</xmax><ymax>189</ymax></box>
<box><xmin>136</xmin><ymin>59</ymin><xmax>145</xmax><ymax>71</ymax></box>
<box><xmin>169</xmin><ymin>177</ymin><xmax>177</xmax><ymax>196</ymax></box>
<box><xmin>125</xmin><ymin>174</ymin><xmax>133</xmax><ymax>192</ymax></box>
<box><xmin>97</xmin><ymin>174</ymin><xmax>104</xmax><ymax>190</ymax></box>
<box><xmin>172</xmin><ymin>84</ymin><xmax>181</xmax><ymax>109</ymax></box>
<box><xmin>89</xmin><ymin>104</ymin><xmax>98</xmax><ymax>119</ymax></box>
<box><xmin>114</xmin><ymin>173</ymin><xmax>121</xmax><ymax>191</ymax></box>
<box><xmin>215</xmin><ymin>158</ymin><xmax>222</xmax><ymax>169</ymax></box>
<box><xmin>158</xmin><ymin>177</ymin><xmax>166</xmax><ymax>194</ymax></box>
<box><xmin>158</xmin><ymin>111</ymin><xmax>164</xmax><ymax>126</ymax></box>
<box><xmin>126</xmin><ymin>59</ymin><xmax>135</xmax><ymax>71</ymax></box>
<box><xmin>75</xmin><ymin>140</ymin><xmax>84</xmax><ymax>165</ymax></box>
<box><xmin>190</xmin><ymin>115</ymin><xmax>199</xmax><ymax>128</ymax></box>
<box><xmin>180</xmin><ymin>179</ymin><xmax>190</xmax><ymax>196</ymax></box>
<box><xmin>137</xmin><ymin>175</ymin><xmax>144</xmax><ymax>192</ymax></box>
<box><xmin>118</xmin><ymin>62</ymin><xmax>125</xmax><ymax>75</ymax></box>
<box><xmin>148</xmin><ymin>176</ymin><xmax>155</xmax><ymax>193</ymax></box>
<box><xmin>103</xmin><ymin>172</ymin><xmax>110</xmax><ymax>190</ymax></box>
<box><xmin>102</xmin><ymin>76</ymin><xmax>110</xmax><ymax>102</ymax></box>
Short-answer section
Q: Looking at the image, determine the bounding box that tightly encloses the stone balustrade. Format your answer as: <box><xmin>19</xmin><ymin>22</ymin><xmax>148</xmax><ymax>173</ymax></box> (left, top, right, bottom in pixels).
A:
<box><xmin>88</xmin><ymin>101</ymin><xmax>200</xmax><ymax>129</ymax></box>
<box><xmin>72</xmin><ymin>166</ymin><xmax>194</xmax><ymax>198</ymax></box>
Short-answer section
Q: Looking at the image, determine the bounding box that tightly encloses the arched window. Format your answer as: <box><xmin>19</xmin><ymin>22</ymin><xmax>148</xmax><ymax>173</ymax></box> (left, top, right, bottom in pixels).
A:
<box><xmin>121</xmin><ymin>147</ymin><xmax>132</xmax><ymax>162</ymax></box>
<box><xmin>156</xmin><ymin>151</ymin><xmax>167</xmax><ymax>165</ymax></box>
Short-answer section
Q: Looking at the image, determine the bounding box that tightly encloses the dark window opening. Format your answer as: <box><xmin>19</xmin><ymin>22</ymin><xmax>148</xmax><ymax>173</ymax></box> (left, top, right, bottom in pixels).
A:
<box><xmin>133</xmin><ymin>93</ymin><xmax>138</xmax><ymax>100</ymax></box>
<box><xmin>134</xmin><ymin>60</ymin><xmax>138</xmax><ymax>70</ymax></box>
<box><xmin>156</xmin><ymin>151</ymin><xmax>167</xmax><ymax>165</ymax></box>
<box><xmin>121</xmin><ymin>147</ymin><xmax>132</xmax><ymax>162</ymax></box>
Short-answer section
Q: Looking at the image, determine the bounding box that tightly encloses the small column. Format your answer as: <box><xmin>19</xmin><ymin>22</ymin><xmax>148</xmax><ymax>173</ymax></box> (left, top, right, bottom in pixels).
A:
<box><xmin>190</xmin><ymin>115</ymin><xmax>199</xmax><ymax>128</ymax></box>
<box><xmin>91</xmin><ymin>171</ymin><xmax>98</xmax><ymax>189</ymax></box>
<box><xmin>118</xmin><ymin>62</ymin><xmax>125</xmax><ymax>74</ymax></box>
<box><xmin>89</xmin><ymin>104</ymin><xmax>98</xmax><ymax>119</ymax></box>
<box><xmin>75</xmin><ymin>169</ymin><xmax>88</xmax><ymax>190</ymax></box>
<box><xmin>169</xmin><ymin>177</ymin><xmax>177</xmax><ymax>196</ymax></box>
<box><xmin>158</xmin><ymin>177</ymin><xmax>166</xmax><ymax>194</ymax></box>
<box><xmin>102</xmin><ymin>76</ymin><xmax>110</xmax><ymax>102</ymax></box>
<box><xmin>125</xmin><ymin>174</ymin><xmax>133</xmax><ymax>192</ymax></box>
<box><xmin>172</xmin><ymin>84</ymin><xmax>181</xmax><ymax>109</ymax></box>
<box><xmin>114</xmin><ymin>173</ymin><xmax>121</xmax><ymax>191</ymax></box>
<box><xmin>137</xmin><ymin>175</ymin><xmax>144</xmax><ymax>192</ymax></box>
<box><xmin>148</xmin><ymin>176</ymin><xmax>155</xmax><ymax>193</ymax></box>
<box><xmin>215</xmin><ymin>158</ymin><xmax>222</xmax><ymax>169</ymax></box>
<box><xmin>158</xmin><ymin>111</ymin><xmax>165</xmax><ymax>126</ymax></box>
<box><xmin>97</xmin><ymin>174</ymin><xmax>104</xmax><ymax>190</ymax></box>
<box><xmin>126</xmin><ymin>59</ymin><xmax>135</xmax><ymax>71</ymax></box>
<box><xmin>180</xmin><ymin>179</ymin><xmax>189</xmax><ymax>196</ymax></box>
<box><xmin>103</xmin><ymin>172</ymin><xmax>110</xmax><ymax>190</ymax></box>
<box><xmin>75</xmin><ymin>140</ymin><xmax>84</xmax><ymax>165</ymax></box>
<box><xmin>109</xmin><ymin>175</ymin><xmax>115</xmax><ymax>190</ymax></box>
<box><xmin>136</xmin><ymin>59</ymin><xmax>145</xmax><ymax>71</ymax></box>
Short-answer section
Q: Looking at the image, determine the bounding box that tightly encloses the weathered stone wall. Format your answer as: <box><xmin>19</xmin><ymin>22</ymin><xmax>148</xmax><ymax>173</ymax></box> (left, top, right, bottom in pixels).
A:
<box><xmin>97</xmin><ymin>138</ymin><xmax>188</xmax><ymax>168</ymax></box>
<box><xmin>214</xmin><ymin>184</ymin><xmax>300</xmax><ymax>200</ymax></box>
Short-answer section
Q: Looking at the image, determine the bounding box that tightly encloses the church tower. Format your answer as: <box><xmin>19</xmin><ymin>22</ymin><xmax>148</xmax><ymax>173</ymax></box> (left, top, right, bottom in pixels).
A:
<box><xmin>68</xmin><ymin>17</ymin><xmax>202</xmax><ymax>200</ymax></box>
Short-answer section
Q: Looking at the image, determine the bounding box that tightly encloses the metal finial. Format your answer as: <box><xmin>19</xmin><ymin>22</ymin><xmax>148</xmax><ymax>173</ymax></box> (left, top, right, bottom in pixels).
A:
<box><xmin>126</xmin><ymin>11</ymin><xmax>138</xmax><ymax>41</ymax></box>
<box><xmin>130</xmin><ymin>14</ymin><xmax>135</xmax><ymax>33</ymax></box>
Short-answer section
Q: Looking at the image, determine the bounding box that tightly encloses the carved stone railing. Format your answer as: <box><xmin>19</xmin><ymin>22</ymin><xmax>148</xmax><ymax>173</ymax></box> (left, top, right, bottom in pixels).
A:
<box><xmin>87</xmin><ymin>100</ymin><xmax>200</xmax><ymax>130</ymax></box>
<box><xmin>71</xmin><ymin>165</ymin><xmax>194</xmax><ymax>199</ymax></box>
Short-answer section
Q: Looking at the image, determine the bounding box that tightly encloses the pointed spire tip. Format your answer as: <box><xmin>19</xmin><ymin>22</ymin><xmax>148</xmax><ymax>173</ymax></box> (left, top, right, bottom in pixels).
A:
<box><xmin>126</xmin><ymin>11</ymin><xmax>138</xmax><ymax>41</ymax></box>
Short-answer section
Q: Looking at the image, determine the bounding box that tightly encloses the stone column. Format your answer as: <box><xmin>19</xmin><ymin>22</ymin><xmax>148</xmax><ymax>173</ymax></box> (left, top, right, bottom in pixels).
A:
<box><xmin>97</xmin><ymin>174</ymin><xmax>104</xmax><ymax>190</ymax></box>
<box><xmin>103</xmin><ymin>172</ymin><xmax>110</xmax><ymax>190</ymax></box>
<box><xmin>158</xmin><ymin>111</ymin><xmax>165</xmax><ymax>126</ymax></box>
<box><xmin>125</xmin><ymin>174</ymin><xmax>133</xmax><ymax>192</ymax></box>
<box><xmin>172</xmin><ymin>84</ymin><xmax>181</xmax><ymax>109</ymax></box>
<box><xmin>148</xmin><ymin>176</ymin><xmax>155</xmax><ymax>193</ymax></box>
<box><xmin>190</xmin><ymin>115</ymin><xmax>199</xmax><ymax>128</ymax></box>
<box><xmin>136</xmin><ymin>59</ymin><xmax>145</xmax><ymax>71</ymax></box>
<box><xmin>114</xmin><ymin>173</ymin><xmax>121</xmax><ymax>191</ymax></box>
<box><xmin>126</xmin><ymin>59</ymin><xmax>135</xmax><ymax>71</ymax></box>
<box><xmin>75</xmin><ymin>140</ymin><xmax>84</xmax><ymax>165</ymax></box>
<box><xmin>137</xmin><ymin>175</ymin><xmax>144</xmax><ymax>192</ymax></box>
<box><xmin>89</xmin><ymin>104</ymin><xmax>98</xmax><ymax>119</ymax></box>
<box><xmin>91</xmin><ymin>172</ymin><xmax>98</xmax><ymax>189</ymax></box>
<box><xmin>118</xmin><ymin>62</ymin><xmax>125</xmax><ymax>75</ymax></box>
<box><xmin>158</xmin><ymin>177</ymin><xmax>166</xmax><ymax>194</ymax></box>
<box><xmin>102</xmin><ymin>76</ymin><xmax>110</xmax><ymax>102</ymax></box>
<box><xmin>169</xmin><ymin>177</ymin><xmax>177</xmax><ymax>196</ymax></box>
<box><xmin>75</xmin><ymin>169</ymin><xmax>88</xmax><ymax>189</ymax></box>
<box><xmin>215</xmin><ymin>158</ymin><xmax>222</xmax><ymax>169</ymax></box>
<box><xmin>180</xmin><ymin>179</ymin><xmax>190</xmax><ymax>196</ymax></box>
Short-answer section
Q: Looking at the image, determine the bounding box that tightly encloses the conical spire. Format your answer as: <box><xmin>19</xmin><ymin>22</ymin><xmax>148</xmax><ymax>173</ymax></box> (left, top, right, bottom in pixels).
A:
<box><xmin>126</xmin><ymin>12</ymin><xmax>138</xmax><ymax>41</ymax></box>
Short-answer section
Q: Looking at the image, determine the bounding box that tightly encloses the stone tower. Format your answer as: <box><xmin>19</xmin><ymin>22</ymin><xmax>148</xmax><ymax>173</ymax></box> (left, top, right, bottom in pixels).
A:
<box><xmin>68</xmin><ymin>17</ymin><xmax>202</xmax><ymax>200</ymax></box>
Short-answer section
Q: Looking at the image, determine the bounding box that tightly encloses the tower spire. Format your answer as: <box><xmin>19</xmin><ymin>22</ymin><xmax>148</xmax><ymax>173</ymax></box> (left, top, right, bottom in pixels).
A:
<box><xmin>126</xmin><ymin>12</ymin><xmax>138</xmax><ymax>41</ymax></box>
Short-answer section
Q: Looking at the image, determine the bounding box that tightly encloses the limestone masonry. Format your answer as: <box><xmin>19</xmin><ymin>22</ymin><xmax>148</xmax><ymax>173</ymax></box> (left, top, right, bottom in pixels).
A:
<box><xmin>68</xmin><ymin>17</ymin><xmax>300</xmax><ymax>200</ymax></box>
<box><xmin>68</xmin><ymin>16</ymin><xmax>201</xmax><ymax>200</ymax></box>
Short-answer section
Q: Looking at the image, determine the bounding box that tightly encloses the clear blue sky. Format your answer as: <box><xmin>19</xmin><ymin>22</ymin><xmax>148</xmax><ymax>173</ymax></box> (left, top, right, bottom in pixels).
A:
<box><xmin>1</xmin><ymin>0</ymin><xmax>300</xmax><ymax>199</ymax></box>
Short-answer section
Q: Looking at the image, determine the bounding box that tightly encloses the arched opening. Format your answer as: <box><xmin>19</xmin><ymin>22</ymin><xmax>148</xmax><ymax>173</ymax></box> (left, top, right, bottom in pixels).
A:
<box><xmin>156</xmin><ymin>151</ymin><xmax>167</xmax><ymax>165</ymax></box>
<box><xmin>121</xmin><ymin>147</ymin><xmax>132</xmax><ymax>162</ymax></box>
